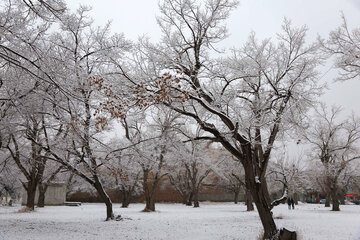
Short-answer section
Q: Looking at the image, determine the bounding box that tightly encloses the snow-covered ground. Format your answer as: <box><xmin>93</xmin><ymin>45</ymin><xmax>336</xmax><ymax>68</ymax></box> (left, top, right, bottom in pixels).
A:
<box><xmin>0</xmin><ymin>202</ymin><xmax>359</xmax><ymax>240</ymax></box>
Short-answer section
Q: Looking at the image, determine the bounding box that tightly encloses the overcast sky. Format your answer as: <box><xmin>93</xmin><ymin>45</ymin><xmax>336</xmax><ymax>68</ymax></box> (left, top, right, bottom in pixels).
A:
<box><xmin>67</xmin><ymin>0</ymin><xmax>360</xmax><ymax>116</ymax></box>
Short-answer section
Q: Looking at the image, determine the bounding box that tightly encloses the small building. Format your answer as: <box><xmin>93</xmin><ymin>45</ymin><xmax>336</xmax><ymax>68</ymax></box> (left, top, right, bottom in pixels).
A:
<box><xmin>22</xmin><ymin>183</ymin><xmax>67</xmax><ymax>206</ymax></box>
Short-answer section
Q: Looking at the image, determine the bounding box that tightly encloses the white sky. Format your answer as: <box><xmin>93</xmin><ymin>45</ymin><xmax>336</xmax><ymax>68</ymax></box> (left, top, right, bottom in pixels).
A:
<box><xmin>66</xmin><ymin>0</ymin><xmax>360</xmax><ymax>158</ymax></box>
<box><xmin>66</xmin><ymin>0</ymin><xmax>360</xmax><ymax>117</ymax></box>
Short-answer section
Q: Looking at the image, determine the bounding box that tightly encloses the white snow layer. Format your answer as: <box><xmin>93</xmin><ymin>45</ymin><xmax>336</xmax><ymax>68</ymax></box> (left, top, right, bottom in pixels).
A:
<box><xmin>0</xmin><ymin>202</ymin><xmax>360</xmax><ymax>240</ymax></box>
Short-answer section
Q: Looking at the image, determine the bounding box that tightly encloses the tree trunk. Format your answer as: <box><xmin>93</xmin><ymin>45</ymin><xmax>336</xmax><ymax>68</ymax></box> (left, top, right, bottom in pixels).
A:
<box><xmin>37</xmin><ymin>184</ymin><xmax>46</xmax><ymax>208</ymax></box>
<box><xmin>234</xmin><ymin>191</ymin><xmax>239</xmax><ymax>204</ymax></box>
<box><xmin>193</xmin><ymin>190</ymin><xmax>199</xmax><ymax>208</ymax></box>
<box><xmin>121</xmin><ymin>191</ymin><xmax>131</xmax><ymax>208</ymax></box>
<box><xmin>293</xmin><ymin>193</ymin><xmax>298</xmax><ymax>205</ymax></box>
<box><xmin>122</xmin><ymin>200</ymin><xmax>130</xmax><ymax>208</ymax></box>
<box><xmin>26</xmin><ymin>181</ymin><xmax>38</xmax><ymax>210</ymax></box>
<box><xmin>246</xmin><ymin>189</ymin><xmax>254</xmax><ymax>211</ymax></box>
<box><xmin>94</xmin><ymin>180</ymin><xmax>114</xmax><ymax>220</ymax></box>
<box><xmin>246</xmin><ymin>171</ymin><xmax>278</xmax><ymax>239</ymax></box>
<box><xmin>142</xmin><ymin>170</ymin><xmax>157</xmax><ymax>212</ymax></box>
<box><xmin>331</xmin><ymin>189</ymin><xmax>340</xmax><ymax>211</ymax></box>
<box><xmin>186</xmin><ymin>192</ymin><xmax>193</xmax><ymax>206</ymax></box>
<box><xmin>144</xmin><ymin>194</ymin><xmax>156</xmax><ymax>211</ymax></box>
<box><xmin>252</xmin><ymin>191</ymin><xmax>277</xmax><ymax>239</ymax></box>
<box><xmin>325</xmin><ymin>193</ymin><xmax>330</xmax><ymax>207</ymax></box>
<box><xmin>245</xmin><ymin>179</ymin><xmax>254</xmax><ymax>211</ymax></box>
<box><xmin>338</xmin><ymin>192</ymin><xmax>345</xmax><ymax>205</ymax></box>
<box><xmin>182</xmin><ymin>193</ymin><xmax>188</xmax><ymax>205</ymax></box>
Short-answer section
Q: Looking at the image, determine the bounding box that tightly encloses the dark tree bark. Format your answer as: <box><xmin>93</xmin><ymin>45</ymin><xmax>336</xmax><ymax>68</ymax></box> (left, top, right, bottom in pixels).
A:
<box><xmin>245</xmin><ymin>179</ymin><xmax>254</xmax><ymax>211</ymax></box>
<box><xmin>325</xmin><ymin>193</ymin><xmax>331</xmax><ymax>207</ymax></box>
<box><xmin>37</xmin><ymin>165</ymin><xmax>62</xmax><ymax>207</ymax></box>
<box><xmin>25</xmin><ymin>180</ymin><xmax>38</xmax><ymax>210</ymax></box>
<box><xmin>193</xmin><ymin>190</ymin><xmax>199</xmax><ymax>208</ymax></box>
<box><xmin>94</xmin><ymin>179</ymin><xmax>114</xmax><ymax>220</ymax></box>
<box><xmin>143</xmin><ymin>173</ymin><xmax>155</xmax><ymax>211</ymax></box>
<box><xmin>182</xmin><ymin>194</ymin><xmax>189</xmax><ymax>205</ymax></box>
<box><xmin>331</xmin><ymin>189</ymin><xmax>340</xmax><ymax>211</ymax></box>
<box><xmin>117</xmin><ymin>181</ymin><xmax>136</xmax><ymax>208</ymax></box>
<box><xmin>121</xmin><ymin>189</ymin><xmax>131</xmax><ymax>208</ymax></box>
<box><xmin>144</xmin><ymin>195</ymin><xmax>156</xmax><ymax>211</ymax></box>
<box><xmin>245</xmin><ymin>163</ymin><xmax>277</xmax><ymax>239</ymax></box>
<box><xmin>246</xmin><ymin>189</ymin><xmax>254</xmax><ymax>211</ymax></box>
<box><xmin>143</xmin><ymin>170</ymin><xmax>157</xmax><ymax>211</ymax></box>
<box><xmin>293</xmin><ymin>193</ymin><xmax>298</xmax><ymax>205</ymax></box>
<box><xmin>234</xmin><ymin>190</ymin><xmax>239</xmax><ymax>204</ymax></box>
<box><xmin>186</xmin><ymin>192</ymin><xmax>193</xmax><ymax>206</ymax></box>
<box><xmin>142</xmin><ymin>169</ymin><xmax>162</xmax><ymax>212</ymax></box>
<box><xmin>37</xmin><ymin>183</ymin><xmax>46</xmax><ymax>208</ymax></box>
<box><xmin>253</xmin><ymin>192</ymin><xmax>277</xmax><ymax>239</ymax></box>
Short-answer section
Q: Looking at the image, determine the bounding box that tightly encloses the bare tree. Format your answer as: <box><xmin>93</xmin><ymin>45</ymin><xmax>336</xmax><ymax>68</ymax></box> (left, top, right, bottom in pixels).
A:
<box><xmin>126</xmin><ymin>0</ymin><xmax>322</xmax><ymax>236</ymax></box>
<box><xmin>180</xmin><ymin>142</ymin><xmax>214</xmax><ymax>208</ymax></box>
<box><xmin>0</xmin><ymin>154</ymin><xmax>21</xmax><ymax>204</ymax></box>
<box><xmin>268</xmin><ymin>153</ymin><xmax>308</xmax><ymax>205</ymax></box>
<box><xmin>303</xmin><ymin>104</ymin><xmax>360</xmax><ymax>211</ymax></box>
<box><xmin>24</xmin><ymin>7</ymin><xmax>131</xmax><ymax>220</ymax></box>
<box><xmin>0</xmin><ymin>82</ymin><xmax>61</xmax><ymax>210</ymax></box>
<box><xmin>320</xmin><ymin>14</ymin><xmax>360</xmax><ymax>81</ymax></box>
<box><xmin>215</xmin><ymin>153</ymin><xmax>255</xmax><ymax>209</ymax></box>
<box><xmin>168</xmin><ymin>161</ymin><xmax>192</xmax><ymax>205</ymax></box>
<box><xmin>116</xmin><ymin>107</ymin><xmax>180</xmax><ymax>212</ymax></box>
<box><xmin>37</xmin><ymin>163</ymin><xmax>63</xmax><ymax>207</ymax></box>
<box><xmin>104</xmin><ymin>148</ymin><xmax>142</xmax><ymax>208</ymax></box>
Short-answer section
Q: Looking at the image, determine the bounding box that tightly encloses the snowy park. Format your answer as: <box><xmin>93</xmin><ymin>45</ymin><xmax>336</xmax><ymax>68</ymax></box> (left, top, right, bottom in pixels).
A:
<box><xmin>2</xmin><ymin>0</ymin><xmax>360</xmax><ymax>239</ymax></box>
<box><xmin>1</xmin><ymin>203</ymin><xmax>360</xmax><ymax>240</ymax></box>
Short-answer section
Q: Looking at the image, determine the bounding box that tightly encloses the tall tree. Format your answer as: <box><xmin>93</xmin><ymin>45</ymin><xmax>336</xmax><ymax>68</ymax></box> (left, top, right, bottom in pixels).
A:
<box><xmin>178</xmin><ymin>142</ymin><xmax>214</xmax><ymax>208</ymax></box>
<box><xmin>104</xmin><ymin>144</ymin><xmax>143</xmax><ymax>208</ymax></box>
<box><xmin>114</xmin><ymin>107</ymin><xmax>180</xmax><ymax>212</ymax></box>
<box><xmin>303</xmin><ymin>104</ymin><xmax>360</xmax><ymax>211</ymax></box>
<box><xmin>25</xmin><ymin>7</ymin><xmax>131</xmax><ymax>220</ymax></box>
<box><xmin>124</xmin><ymin>0</ymin><xmax>322</xmax><ymax>237</ymax></box>
<box><xmin>216</xmin><ymin>157</ymin><xmax>253</xmax><ymax>209</ymax></box>
<box><xmin>268</xmin><ymin>153</ymin><xmax>308</xmax><ymax>205</ymax></box>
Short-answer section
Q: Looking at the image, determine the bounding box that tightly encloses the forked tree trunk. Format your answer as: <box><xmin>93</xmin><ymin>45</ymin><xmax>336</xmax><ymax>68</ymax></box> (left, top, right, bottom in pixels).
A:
<box><xmin>94</xmin><ymin>180</ymin><xmax>114</xmax><ymax>220</ymax></box>
<box><xmin>325</xmin><ymin>193</ymin><xmax>330</xmax><ymax>207</ymax></box>
<box><xmin>26</xmin><ymin>180</ymin><xmax>38</xmax><ymax>210</ymax></box>
<box><xmin>331</xmin><ymin>189</ymin><xmax>340</xmax><ymax>211</ymax></box>
<box><xmin>234</xmin><ymin>191</ymin><xmax>239</xmax><ymax>204</ymax></box>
